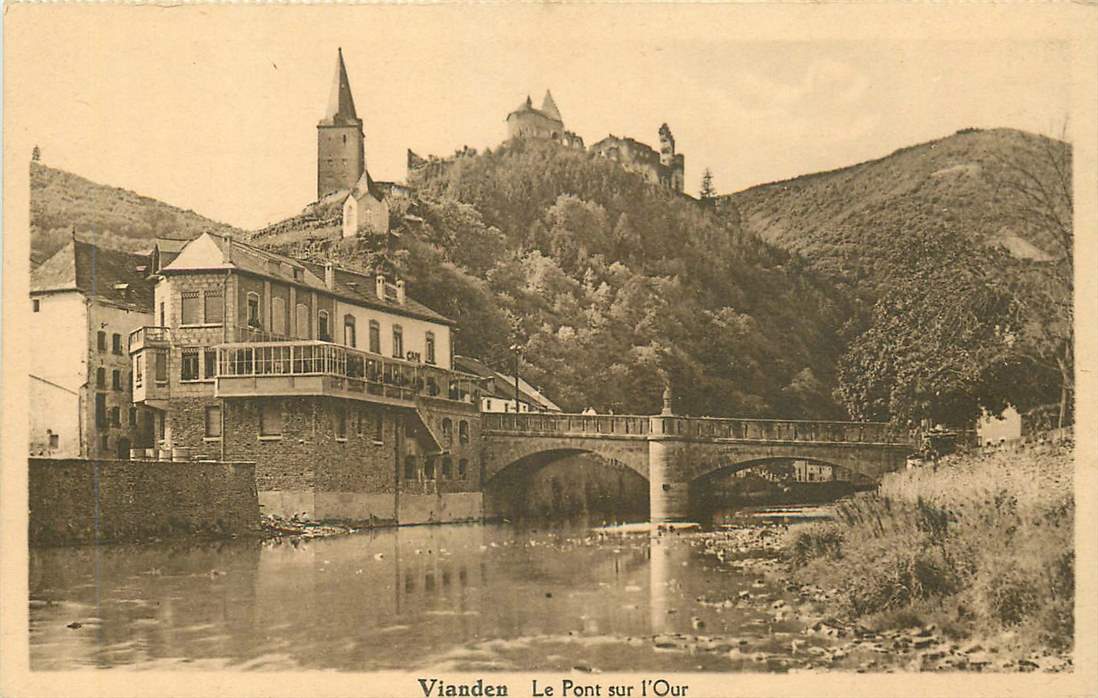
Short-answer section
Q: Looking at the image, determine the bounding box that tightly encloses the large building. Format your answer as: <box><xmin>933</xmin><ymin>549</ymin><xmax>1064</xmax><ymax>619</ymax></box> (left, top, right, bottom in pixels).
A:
<box><xmin>590</xmin><ymin>123</ymin><xmax>685</xmax><ymax>193</ymax></box>
<box><xmin>505</xmin><ymin>91</ymin><xmax>585</xmax><ymax>149</ymax></box>
<box><xmin>128</xmin><ymin>232</ymin><xmax>485</xmax><ymax>523</ymax></box>
<box><xmin>30</xmin><ymin>237</ymin><xmax>155</xmax><ymax>458</ymax></box>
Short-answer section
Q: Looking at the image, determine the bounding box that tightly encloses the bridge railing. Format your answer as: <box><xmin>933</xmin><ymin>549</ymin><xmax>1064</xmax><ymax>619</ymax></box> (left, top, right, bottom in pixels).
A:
<box><xmin>484</xmin><ymin>412</ymin><xmax>911</xmax><ymax>445</ymax></box>
<box><xmin>482</xmin><ymin>413</ymin><xmax>651</xmax><ymax>437</ymax></box>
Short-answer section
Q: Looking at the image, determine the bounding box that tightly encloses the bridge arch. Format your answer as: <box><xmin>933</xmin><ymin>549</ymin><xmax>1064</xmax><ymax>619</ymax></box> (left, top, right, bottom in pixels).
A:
<box><xmin>481</xmin><ymin>434</ymin><xmax>650</xmax><ymax>485</ymax></box>
<box><xmin>687</xmin><ymin>456</ymin><xmax>879</xmax><ymax>488</ymax></box>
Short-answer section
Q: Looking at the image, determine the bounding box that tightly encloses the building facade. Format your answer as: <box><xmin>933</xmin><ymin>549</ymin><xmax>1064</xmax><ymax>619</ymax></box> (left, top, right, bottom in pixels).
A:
<box><xmin>129</xmin><ymin>232</ymin><xmax>484</xmax><ymax>524</ymax></box>
<box><xmin>454</xmin><ymin>355</ymin><xmax>562</xmax><ymax>414</ymax></box>
<box><xmin>505</xmin><ymin>91</ymin><xmax>585</xmax><ymax>149</ymax></box>
<box><xmin>590</xmin><ymin>123</ymin><xmax>685</xmax><ymax>193</ymax></box>
<box><xmin>30</xmin><ymin>239</ymin><xmax>155</xmax><ymax>458</ymax></box>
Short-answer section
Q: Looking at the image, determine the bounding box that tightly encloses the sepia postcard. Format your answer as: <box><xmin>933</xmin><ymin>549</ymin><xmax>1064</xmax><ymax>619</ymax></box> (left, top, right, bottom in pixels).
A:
<box><xmin>2</xmin><ymin>4</ymin><xmax>1096</xmax><ymax>697</ymax></box>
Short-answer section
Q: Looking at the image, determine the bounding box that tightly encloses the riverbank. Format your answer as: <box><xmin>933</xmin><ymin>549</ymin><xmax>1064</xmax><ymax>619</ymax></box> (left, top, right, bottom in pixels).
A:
<box><xmin>697</xmin><ymin>444</ymin><xmax>1073</xmax><ymax>671</ymax></box>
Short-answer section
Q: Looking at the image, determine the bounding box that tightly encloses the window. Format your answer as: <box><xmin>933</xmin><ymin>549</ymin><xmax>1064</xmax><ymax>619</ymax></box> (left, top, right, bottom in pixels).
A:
<box><xmin>135</xmin><ymin>354</ymin><xmax>143</xmax><ymax>388</ymax></box>
<box><xmin>129</xmin><ymin>407</ymin><xmax>138</xmax><ymax>426</ymax></box>
<box><xmin>441</xmin><ymin>418</ymin><xmax>453</xmax><ymax>445</ymax></box>
<box><xmin>344</xmin><ymin>315</ymin><xmax>356</xmax><ymax>347</ymax></box>
<box><xmin>159</xmin><ymin>302</ymin><xmax>165</xmax><ymax>327</ymax></box>
<box><xmin>204</xmin><ymin>349</ymin><xmax>217</xmax><ymax>380</ymax></box>
<box><xmin>97</xmin><ymin>331</ymin><xmax>107</xmax><ymax>352</ymax></box>
<box><xmin>271</xmin><ymin>297</ymin><xmax>286</xmax><ymax>336</ymax></box>
<box><xmin>110</xmin><ymin>406</ymin><xmax>120</xmax><ymax>427</ymax></box>
<box><xmin>155</xmin><ymin>350</ymin><xmax>168</xmax><ymax>384</ymax></box>
<box><xmin>112</xmin><ymin>369</ymin><xmax>122</xmax><ymax>390</ymax></box>
<box><xmin>318</xmin><ymin>310</ymin><xmax>331</xmax><ymax>341</ymax></box>
<box><xmin>112</xmin><ymin>333</ymin><xmax>123</xmax><ymax>355</ymax></box>
<box><xmin>441</xmin><ymin>456</ymin><xmax>453</xmax><ymax>479</ymax></box>
<box><xmin>404</xmin><ymin>455</ymin><xmax>417</xmax><ymax>480</ymax></box>
<box><xmin>424</xmin><ymin>456</ymin><xmax>436</xmax><ymax>480</ymax></box>
<box><xmin>96</xmin><ymin>367</ymin><xmax>106</xmax><ymax>389</ymax></box>
<box><xmin>486</xmin><ymin>399</ymin><xmax>492</xmax><ymax>410</ymax></box>
<box><xmin>205</xmin><ymin>405</ymin><xmax>222</xmax><ymax>438</ymax></box>
<box><xmin>335</xmin><ymin>403</ymin><xmax>347</xmax><ymax>440</ymax></box>
<box><xmin>205</xmin><ymin>289</ymin><xmax>224</xmax><ymax>324</ymax></box>
<box><xmin>260</xmin><ymin>402</ymin><xmax>282</xmax><ymax>437</ymax></box>
<box><xmin>368</xmin><ymin>320</ymin><xmax>381</xmax><ymax>354</ymax></box>
<box><xmin>392</xmin><ymin>325</ymin><xmax>403</xmax><ymax>358</ymax></box>
<box><xmin>459</xmin><ymin>420</ymin><xmax>470</xmax><ymax>445</ymax></box>
<box><xmin>181</xmin><ymin>349</ymin><xmax>200</xmax><ymax>381</ymax></box>
<box><xmin>295</xmin><ymin>303</ymin><xmax>310</xmax><ymax>339</ymax></box>
<box><xmin>95</xmin><ymin>394</ymin><xmax>107</xmax><ymax>427</ymax></box>
<box><xmin>425</xmin><ymin>332</ymin><xmax>436</xmax><ymax>364</ymax></box>
<box><xmin>356</xmin><ymin>410</ymin><xmax>366</xmax><ymax>436</ymax></box>
<box><xmin>247</xmin><ymin>293</ymin><xmax>261</xmax><ymax>328</ymax></box>
<box><xmin>33</xmin><ymin>299</ymin><xmax>40</xmax><ymax>312</ymax></box>
<box><xmin>157</xmin><ymin>412</ymin><xmax>166</xmax><ymax>442</ymax></box>
<box><xmin>181</xmin><ymin>291</ymin><xmax>200</xmax><ymax>325</ymax></box>
<box><xmin>49</xmin><ymin>433</ymin><xmax>59</xmax><ymax>449</ymax></box>
<box><xmin>458</xmin><ymin>458</ymin><xmax>468</xmax><ymax>479</ymax></box>
<box><xmin>100</xmin><ymin>434</ymin><xmax>110</xmax><ymax>452</ymax></box>
<box><xmin>374</xmin><ymin>413</ymin><xmax>384</xmax><ymax>443</ymax></box>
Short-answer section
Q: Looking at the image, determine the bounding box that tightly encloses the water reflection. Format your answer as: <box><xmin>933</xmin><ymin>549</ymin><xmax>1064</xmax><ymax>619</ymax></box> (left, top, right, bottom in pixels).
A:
<box><xmin>30</xmin><ymin>519</ymin><xmax>792</xmax><ymax>671</ymax></box>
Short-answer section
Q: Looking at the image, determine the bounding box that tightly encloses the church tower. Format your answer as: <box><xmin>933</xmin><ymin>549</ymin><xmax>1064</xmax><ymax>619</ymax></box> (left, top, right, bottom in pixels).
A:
<box><xmin>317</xmin><ymin>48</ymin><xmax>365</xmax><ymax>199</ymax></box>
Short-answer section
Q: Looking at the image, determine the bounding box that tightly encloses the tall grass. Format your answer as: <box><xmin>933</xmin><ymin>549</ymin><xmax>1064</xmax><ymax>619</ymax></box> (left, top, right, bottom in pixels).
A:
<box><xmin>787</xmin><ymin>446</ymin><xmax>1074</xmax><ymax>653</ymax></box>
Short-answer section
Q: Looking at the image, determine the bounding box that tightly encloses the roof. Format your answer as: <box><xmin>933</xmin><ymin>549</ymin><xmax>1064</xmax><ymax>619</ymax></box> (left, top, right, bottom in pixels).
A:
<box><xmin>319</xmin><ymin>48</ymin><xmax>361</xmax><ymax>127</ymax></box>
<box><xmin>162</xmin><ymin>232</ymin><xmax>453</xmax><ymax>326</ymax></box>
<box><xmin>350</xmin><ymin>171</ymin><xmax>385</xmax><ymax>202</ymax></box>
<box><xmin>540</xmin><ymin>90</ymin><xmax>562</xmax><ymax>121</ymax></box>
<box><xmin>31</xmin><ymin>238</ymin><xmax>154</xmax><ymax>312</ymax></box>
<box><xmin>453</xmin><ymin>355</ymin><xmax>561</xmax><ymax>411</ymax></box>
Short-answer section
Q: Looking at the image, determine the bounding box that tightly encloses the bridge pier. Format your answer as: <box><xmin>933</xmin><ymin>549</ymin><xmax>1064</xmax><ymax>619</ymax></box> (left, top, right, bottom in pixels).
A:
<box><xmin>648</xmin><ymin>439</ymin><xmax>689</xmax><ymax>522</ymax></box>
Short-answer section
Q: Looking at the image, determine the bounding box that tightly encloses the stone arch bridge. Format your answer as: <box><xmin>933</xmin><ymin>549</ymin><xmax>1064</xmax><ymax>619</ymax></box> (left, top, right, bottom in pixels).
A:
<box><xmin>481</xmin><ymin>412</ymin><xmax>914</xmax><ymax>521</ymax></box>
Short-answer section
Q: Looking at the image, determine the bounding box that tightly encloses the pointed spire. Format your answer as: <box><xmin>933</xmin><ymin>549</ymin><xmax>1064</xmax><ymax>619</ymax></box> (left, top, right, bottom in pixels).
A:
<box><xmin>540</xmin><ymin>90</ymin><xmax>562</xmax><ymax>122</ymax></box>
<box><xmin>322</xmin><ymin>47</ymin><xmax>360</xmax><ymax>125</ymax></box>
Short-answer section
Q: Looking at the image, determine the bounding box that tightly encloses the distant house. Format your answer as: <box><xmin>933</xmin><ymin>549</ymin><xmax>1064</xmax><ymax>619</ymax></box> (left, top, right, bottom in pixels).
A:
<box><xmin>977</xmin><ymin>406</ymin><xmax>1022</xmax><ymax>445</ymax></box>
<box><xmin>30</xmin><ymin>238</ymin><xmax>155</xmax><ymax>458</ymax></box>
<box><xmin>453</xmin><ymin>355</ymin><xmax>561</xmax><ymax>414</ymax></box>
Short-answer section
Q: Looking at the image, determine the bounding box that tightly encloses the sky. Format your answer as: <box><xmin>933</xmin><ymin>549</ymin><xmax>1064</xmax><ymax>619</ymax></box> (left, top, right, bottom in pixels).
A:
<box><xmin>6</xmin><ymin>5</ymin><xmax>1074</xmax><ymax>230</ymax></box>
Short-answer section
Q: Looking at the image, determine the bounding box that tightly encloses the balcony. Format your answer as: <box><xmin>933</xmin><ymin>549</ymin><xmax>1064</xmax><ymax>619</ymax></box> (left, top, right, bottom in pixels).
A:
<box><xmin>214</xmin><ymin>341</ymin><xmax>481</xmax><ymax>408</ymax></box>
<box><xmin>128</xmin><ymin>326</ymin><xmax>171</xmax><ymax>354</ymax></box>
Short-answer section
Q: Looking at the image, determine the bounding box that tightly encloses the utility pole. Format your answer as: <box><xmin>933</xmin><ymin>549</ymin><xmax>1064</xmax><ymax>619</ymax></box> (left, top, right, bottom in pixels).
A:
<box><xmin>510</xmin><ymin>345</ymin><xmax>521</xmax><ymax>414</ymax></box>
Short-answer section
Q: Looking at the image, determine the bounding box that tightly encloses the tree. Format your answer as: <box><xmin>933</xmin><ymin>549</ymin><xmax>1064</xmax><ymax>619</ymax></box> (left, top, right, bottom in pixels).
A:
<box><xmin>989</xmin><ymin>130</ymin><xmax>1073</xmax><ymax>427</ymax></box>
<box><xmin>699</xmin><ymin>168</ymin><xmax>716</xmax><ymax>206</ymax></box>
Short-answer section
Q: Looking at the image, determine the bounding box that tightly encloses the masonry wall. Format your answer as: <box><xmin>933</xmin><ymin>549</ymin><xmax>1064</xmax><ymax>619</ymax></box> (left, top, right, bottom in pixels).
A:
<box><xmin>29</xmin><ymin>457</ymin><xmax>259</xmax><ymax>546</ymax></box>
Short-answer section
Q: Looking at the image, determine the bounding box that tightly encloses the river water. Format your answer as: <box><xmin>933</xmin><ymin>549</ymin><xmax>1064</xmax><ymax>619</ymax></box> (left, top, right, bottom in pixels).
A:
<box><xmin>30</xmin><ymin>509</ymin><xmax>861</xmax><ymax>672</ymax></box>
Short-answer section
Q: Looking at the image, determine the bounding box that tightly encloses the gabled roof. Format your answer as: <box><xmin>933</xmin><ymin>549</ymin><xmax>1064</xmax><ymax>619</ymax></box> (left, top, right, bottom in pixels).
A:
<box><xmin>453</xmin><ymin>355</ymin><xmax>561</xmax><ymax>411</ymax></box>
<box><xmin>319</xmin><ymin>48</ymin><xmax>361</xmax><ymax>127</ymax></box>
<box><xmin>31</xmin><ymin>238</ymin><xmax>154</xmax><ymax>312</ymax></box>
<box><xmin>349</xmin><ymin>171</ymin><xmax>385</xmax><ymax>202</ymax></box>
<box><xmin>162</xmin><ymin>232</ymin><xmax>453</xmax><ymax>326</ymax></box>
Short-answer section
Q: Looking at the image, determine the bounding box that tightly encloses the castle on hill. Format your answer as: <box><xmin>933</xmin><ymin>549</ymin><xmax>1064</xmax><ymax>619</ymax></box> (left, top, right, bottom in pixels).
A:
<box><xmin>408</xmin><ymin>88</ymin><xmax>686</xmax><ymax>194</ymax></box>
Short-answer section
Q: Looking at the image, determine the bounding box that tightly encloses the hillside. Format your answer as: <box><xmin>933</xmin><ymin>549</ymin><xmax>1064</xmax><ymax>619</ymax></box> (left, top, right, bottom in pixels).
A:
<box><xmin>30</xmin><ymin>161</ymin><xmax>242</xmax><ymax>264</ymax></box>
<box><xmin>256</xmin><ymin>138</ymin><xmax>858</xmax><ymax>419</ymax></box>
<box><xmin>719</xmin><ymin>128</ymin><xmax>1070</xmax><ymax>298</ymax></box>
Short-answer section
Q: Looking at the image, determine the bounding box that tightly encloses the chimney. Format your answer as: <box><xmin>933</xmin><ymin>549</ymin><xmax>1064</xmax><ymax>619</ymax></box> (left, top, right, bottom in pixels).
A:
<box><xmin>396</xmin><ymin>279</ymin><xmax>406</xmax><ymax>304</ymax></box>
<box><xmin>225</xmin><ymin>233</ymin><xmax>233</xmax><ymax>263</ymax></box>
<box><xmin>324</xmin><ymin>262</ymin><xmax>336</xmax><ymax>290</ymax></box>
<box><xmin>375</xmin><ymin>273</ymin><xmax>386</xmax><ymax>300</ymax></box>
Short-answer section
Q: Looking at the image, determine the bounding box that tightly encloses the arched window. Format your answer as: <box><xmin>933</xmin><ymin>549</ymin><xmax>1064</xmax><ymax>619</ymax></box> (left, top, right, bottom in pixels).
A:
<box><xmin>458</xmin><ymin>458</ymin><xmax>468</xmax><ymax>479</ymax></box>
<box><xmin>318</xmin><ymin>310</ymin><xmax>331</xmax><ymax>342</ymax></box>
<box><xmin>404</xmin><ymin>455</ymin><xmax>416</xmax><ymax>480</ymax></box>
<box><xmin>441</xmin><ymin>418</ymin><xmax>452</xmax><ymax>445</ymax></box>
<box><xmin>459</xmin><ymin>420</ymin><xmax>469</xmax><ymax>445</ymax></box>
<box><xmin>344</xmin><ymin>314</ymin><xmax>356</xmax><ymax>347</ymax></box>
<box><xmin>441</xmin><ymin>456</ymin><xmax>453</xmax><ymax>479</ymax></box>
<box><xmin>246</xmin><ymin>292</ymin><xmax>261</xmax><ymax>328</ymax></box>
<box><xmin>295</xmin><ymin>303</ymin><xmax>310</xmax><ymax>339</ymax></box>
<box><xmin>368</xmin><ymin>320</ymin><xmax>381</xmax><ymax>354</ymax></box>
<box><xmin>424</xmin><ymin>456</ymin><xmax>436</xmax><ymax>480</ymax></box>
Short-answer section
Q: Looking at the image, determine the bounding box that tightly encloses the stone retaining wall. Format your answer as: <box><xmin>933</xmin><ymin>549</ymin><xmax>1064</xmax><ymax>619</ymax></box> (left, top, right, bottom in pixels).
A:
<box><xmin>29</xmin><ymin>457</ymin><xmax>259</xmax><ymax>546</ymax></box>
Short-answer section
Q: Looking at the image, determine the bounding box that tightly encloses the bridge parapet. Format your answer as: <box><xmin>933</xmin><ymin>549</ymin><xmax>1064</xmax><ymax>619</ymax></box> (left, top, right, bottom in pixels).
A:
<box><xmin>484</xmin><ymin>412</ymin><xmax>911</xmax><ymax>446</ymax></box>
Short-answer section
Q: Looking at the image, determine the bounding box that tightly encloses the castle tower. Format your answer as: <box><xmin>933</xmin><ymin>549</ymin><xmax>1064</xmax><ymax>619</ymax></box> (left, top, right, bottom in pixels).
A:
<box><xmin>658</xmin><ymin>123</ymin><xmax>675</xmax><ymax>167</ymax></box>
<box><xmin>658</xmin><ymin>123</ymin><xmax>685</xmax><ymax>193</ymax></box>
<box><xmin>540</xmin><ymin>90</ymin><xmax>562</xmax><ymax>122</ymax></box>
<box><xmin>317</xmin><ymin>48</ymin><xmax>365</xmax><ymax>199</ymax></box>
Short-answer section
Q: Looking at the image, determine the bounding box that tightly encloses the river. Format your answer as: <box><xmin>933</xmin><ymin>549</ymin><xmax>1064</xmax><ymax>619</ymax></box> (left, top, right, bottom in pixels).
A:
<box><xmin>30</xmin><ymin>507</ymin><xmax>905</xmax><ymax>672</ymax></box>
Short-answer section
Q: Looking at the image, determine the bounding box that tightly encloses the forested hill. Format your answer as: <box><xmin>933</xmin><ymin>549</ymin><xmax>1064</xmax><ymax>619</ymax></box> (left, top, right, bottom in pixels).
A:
<box><xmin>30</xmin><ymin>161</ymin><xmax>242</xmax><ymax>264</ymax></box>
<box><xmin>719</xmin><ymin>128</ymin><xmax>1070</xmax><ymax>298</ymax></box>
<box><xmin>266</xmin><ymin>138</ymin><xmax>858</xmax><ymax>419</ymax></box>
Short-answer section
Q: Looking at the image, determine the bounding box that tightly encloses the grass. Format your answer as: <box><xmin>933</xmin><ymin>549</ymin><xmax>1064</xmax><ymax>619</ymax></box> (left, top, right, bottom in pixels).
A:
<box><xmin>786</xmin><ymin>444</ymin><xmax>1074</xmax><ymax>655</ymax></box>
